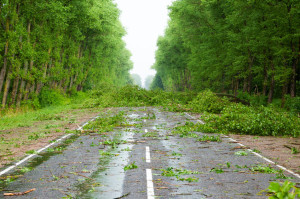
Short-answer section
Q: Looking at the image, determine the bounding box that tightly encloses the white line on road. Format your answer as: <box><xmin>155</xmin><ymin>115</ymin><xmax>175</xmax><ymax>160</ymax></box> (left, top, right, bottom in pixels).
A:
<box><xmin>0</xmin><ymin>116</ymin><xmax>97</xmax><ymax>177</ymax></box>
<box><xmin>186</xmin><ymin>113</ymin><xmax>300</xmax><ymax>179</ymax></box>
<box><xmin>146</xmin><ymin>169</ymin><xmax>155</xmax><ymax>199</ymax></box>
<box><xmin>146</xmin><ymin>146</ymin><xmax>151</xmax><ymax>163</ymax></box>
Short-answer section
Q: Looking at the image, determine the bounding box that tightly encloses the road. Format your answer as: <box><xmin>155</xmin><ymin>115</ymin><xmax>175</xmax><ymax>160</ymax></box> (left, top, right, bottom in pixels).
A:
<box><xmin>0</xmin><ymin>107</ymin><xmax>298</xmax><ymax>199</ymax></box>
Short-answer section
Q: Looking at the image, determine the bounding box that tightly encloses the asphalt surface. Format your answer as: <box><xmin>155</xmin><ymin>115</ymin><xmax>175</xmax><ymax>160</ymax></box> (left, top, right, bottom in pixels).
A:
<box><xmin>0</xmin><ymin>107</ymin><xmax>299</xmax><ymax>199</ymax></box>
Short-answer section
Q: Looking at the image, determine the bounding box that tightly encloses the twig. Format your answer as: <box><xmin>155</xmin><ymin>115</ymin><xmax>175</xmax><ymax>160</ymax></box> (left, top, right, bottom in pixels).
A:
<box><xmin>4</xmin><ymin>188</ymin><xmax>36</xmax><ymax>196</ymax></box>
<box><xmin>114</xmin><ymin>192</ymin><xmax>130</xmax><ymax>199</ymax></box>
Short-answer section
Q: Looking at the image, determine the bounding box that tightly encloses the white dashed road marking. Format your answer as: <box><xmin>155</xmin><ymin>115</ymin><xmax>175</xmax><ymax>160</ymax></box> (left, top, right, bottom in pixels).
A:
<box><xmin>146</xmin><ymin>169</ymin><xmax>155</xmax><ymax>199</ymax></box>
<box><xmin>146</xmin><ymin>146</ymin><xmax>151</xmax><ymax>163</ymax></box>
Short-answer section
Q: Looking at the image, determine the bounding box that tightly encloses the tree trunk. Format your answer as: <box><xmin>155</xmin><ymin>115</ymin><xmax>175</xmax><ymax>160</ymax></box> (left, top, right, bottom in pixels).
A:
<box><xmin>290</xmin><ymin>60</ymin><xmax>297</xmax><ymax>97</ymax></box>
<box><xmin>16</xmin><ymin>61</ymin><xmax>28</xmax><ymax>107</ymax></box>
<box><xmin>0</xmin><ymin>41</ymin><xmax>9</xmax><ymax>93</ymax></box>
<box><xmin>243</xmin><ymin>78</ymin><xmax>247</xmax><ymax>92</ymax></box>
<box><xmin>30</xmin><ymin>81</ymin><xmax>36</xmax><ymax>95</ymax></box>
<box><xmin>290</xmin><ymin>40</ymin><xmax>299</xmax><ymax>98</ymax></box>
<box><xmin>246</xmin><ymin>53</ymin><xmax>254</xmax><ymax>94</ymax></box>
<box><xmin>69</xmin><ymin>75</ymin><xmax>74</xmax><ymax>89</ymax></box>
<box><xmin>281</xmin><ymin>81</ymin><xmax>289</xmax><ymax>108</ymax></box>
<box><xmin>0</xmin><ymin>18</ymin><xmax>10</xmax><ymax>92</ymax></box>
<box><xmin>18</xmin><ymin>21</ymin><xmax>32</xmax><ymax>105</ymax></box>
<box><xmin>268</xmin><ymin>63</ymin><xmax>275</xmax><ymax>103</ymax></box>
<box><xmin>35</xmin><ymin>64</ymin><xmax>45</xmax><ymax>94</ymax></box>
<box><xmin>262</xmin><ymin>65</ymin><xmax>268</xmax><ymax>96</ymax></box>
<box><xmin>10</xmin><ymin>76</ymin><xmax>20</xmax><ymax>106</ymax></box>
<box><xmin>36</xmin><ymin>48</ymin><xmax>51</xmax><ymax>94</ymax></box>
<box><xmin>2</xmin><ymin>69</ymin><xmax>12</xmax><ymax>108</ymax></box>
<box><xmin>24</xmin><ymin>59</ymin><xmax>34</xmax><ymax>101</ymax></box>
<box><xmin>234</xmin><ymin>79</ymin><xmax>239</xmax><ymax>97</ymax></box>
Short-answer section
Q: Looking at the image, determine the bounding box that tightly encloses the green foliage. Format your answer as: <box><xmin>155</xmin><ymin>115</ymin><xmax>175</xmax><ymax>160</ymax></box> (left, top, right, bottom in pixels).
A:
<box><xmin>197</xmin><ymin>135</ymin><xmax>222</xmax><ymax>142</ymax></box>
<box><xmin>0</xmin><ymin>0</ymin><xmax>133</xmax><ymax>109</ymax></box>
<box><xmin>161</xmin><ymin>167</ymin><xmax>200</xmax><ymax>182</ymax></box>
<box><xmin>210</xmin><ymin>167</ymin><xmax>224</xmax><ymax>174</ymax></box>
<box><xmin>291</xmin><ymin>147</ymin><xmax>299</xmax><ymax>154</ymax></box>
<box><xmin>237</xmin><ymin>92</ymin><xmax>268</xmax><ymax>107</ymax></box>
<box><xmin>234</xmin><ymin>151</ymin><xmax>248</xmax><ymax>156</ymax></box>
<box><xmin>249</xmin><ymin>165</ymin><xmax>279</xmax><ymax>174</ymax></box>
<box><xmin>172</xmin><ymin>121</ymin><xmax>198</xmax><ymax>138</ymax></box>
<box><xmin>152</xmin><ymin>0</ymin><xmax>300</xmax><ymax>107</ymax></box>
<box><xmin>124</xmin><ymin>162</ymin><xmax>138</xmax><ymax>171</ymax></box>
<box><xmin>150</xmin><ymin>74</ymin><xmax>164</xmax><ymax>90</ymax></box>
<box><xmin>39</xmin><ymin>88</ymin><xmax>69</xmax><ymax>108</ymax></box>
<box><xmin>267</xmin><ymin>181</ymin><xmax>300</xmax><ymax>199</ymax></box>
<box><xmin>83</xmin><ymin>112</ymin><xmax>125</xmax><ymax>133</ymax></box>
<box><xmin>285</xmin><ymin>96</ymin><xmax>300</xmax><ymax>114</ymax></box>
<box><xmin>199</xmin><ymin>93</ymin><xmax>300</xmax><ymax>137</ymax></box>
<box><xmin>188</xmin><ymin>90</ymin><xmax>229</xmax><ymax>114</ymax></box>
<box><xmin>82</xmin><ymin>85</ymin><xmax>195</xmax><ymax>110</ymax></box>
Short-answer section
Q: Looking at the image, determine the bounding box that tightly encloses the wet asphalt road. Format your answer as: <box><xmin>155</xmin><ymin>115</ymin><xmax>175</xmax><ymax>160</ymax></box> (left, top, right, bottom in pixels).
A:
<box><xmin>0</xmin><ymin>107</ymin><xmax>299</xmax><ymax>199</ymax></box>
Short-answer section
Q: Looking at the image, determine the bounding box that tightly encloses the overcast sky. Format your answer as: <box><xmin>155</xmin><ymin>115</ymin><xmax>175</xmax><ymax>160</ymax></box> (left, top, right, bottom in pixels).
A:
<box><xmin>114</xmin><ymin>0</ymin><xmax>174</xmax><ymax>87</ymax></box>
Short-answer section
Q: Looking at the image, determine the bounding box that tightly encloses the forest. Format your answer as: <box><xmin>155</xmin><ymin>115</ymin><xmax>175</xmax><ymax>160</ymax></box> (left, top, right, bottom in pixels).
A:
<box><xmin>0</xmin><ymin>1</ymin><xmax>299</xmax><ymax>195</ymax></box>
<box><xmin>0</xmin><ymin>0</ymin><xmax>133</xmax><ymax>109</ymax></box>
<box><xmin>151</xmin><ymin>0</ymin><xmax>299</xmax><ymax>107</ymax></box>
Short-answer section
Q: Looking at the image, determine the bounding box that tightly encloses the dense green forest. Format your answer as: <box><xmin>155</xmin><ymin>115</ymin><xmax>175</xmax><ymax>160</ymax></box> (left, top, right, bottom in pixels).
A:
<box><xmin>152</xmin><ymin>0</ymin><xmax>299</xmax><ymax>106</ymax></box>
<box><xmin>0</xmin><ymin>0</ymin><xmax>133</xmax><ymax>109</ymax></box>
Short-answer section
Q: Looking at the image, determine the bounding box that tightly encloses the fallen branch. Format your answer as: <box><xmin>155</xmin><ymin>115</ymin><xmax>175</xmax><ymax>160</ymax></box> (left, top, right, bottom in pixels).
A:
<box><xmin>215</xmin><ymin>93</ymin><xmax>250</xmax><ymax>106</ymax></box>
<box><xmin>127</xmin><ymin>140</ymin><xmax>146</xmax><ymax>143</ymax></box>
<box><xmin>284</xmin><ymin>145</ymin><xmax>292</xmax><ymax>150</ymax></box>
<box><xmin>114</xmin><ymin>192</ymin><xmax>130</xmax><ymax>199</ymax></box>
<box><xmin>4</xmin><ymin>188</ymin><xmax>36</xmax><ymax>196</ymax></box>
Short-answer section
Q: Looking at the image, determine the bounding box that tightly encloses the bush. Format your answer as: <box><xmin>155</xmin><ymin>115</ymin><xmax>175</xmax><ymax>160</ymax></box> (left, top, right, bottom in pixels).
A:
<box><xmin>285</xmin><ymin>96</ymin><xmax>300</xmax><ymax>114</ymax></box>
<box><xmin>188</xmin><ymin>90</ymin><xmax>229</xmax><ymax>113</ymax></box>
<box><xmin>39</xmin><ymin>88</ymin><xmax>69</xmax><ymax>108</ymax></box>
<box><xmin>237</xmin><ymin>91</ymin><xmax>267</xmax><ymax>106</ymax></box>
<box><xmin>202</xmin><ymin>103</ymin><xmax>300</xmax><ymax>137</ymax></box>
<box><xmin>78</xmin><ymin>86</ymin><xmax>300</xmax><ymax>137</ymax></box>
<box><xmin>82</xmin><ymin>85</ymin><xmax>195</xmax><ymax>109</ymax></box>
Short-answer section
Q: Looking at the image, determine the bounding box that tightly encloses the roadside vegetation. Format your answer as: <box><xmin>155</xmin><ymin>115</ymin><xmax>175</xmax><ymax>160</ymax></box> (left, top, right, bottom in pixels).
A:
<box><xmin>1</xmin><ymin>86</ymin><xmax>299</xmax><ymax>197</ymax></box>
<box><xmin>2</xmin><ymin>86</ymin><xmax>299</xmax><ymax>137</ymax></box>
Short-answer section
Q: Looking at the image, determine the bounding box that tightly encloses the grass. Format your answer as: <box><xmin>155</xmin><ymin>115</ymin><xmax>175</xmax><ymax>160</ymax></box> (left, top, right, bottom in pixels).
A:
<box><xmin>0</xmin><ymin>105</ymin><xmax>72</xmax><ymax>131</ymax></box>
<box><xmin>0</xmin><ymin>101</ymin><xmax>100</xmax><ymax>167</ymax></box>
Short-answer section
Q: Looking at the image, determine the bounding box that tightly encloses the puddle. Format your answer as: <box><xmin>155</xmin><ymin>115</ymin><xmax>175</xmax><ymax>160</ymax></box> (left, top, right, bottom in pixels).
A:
<box><xmin>76</xmin><ymin>131</ymin><xmax>134</xmax><ymax>199</ymax></box>
<box><xmin>127</xmin><ymin>113</ymin><xmax>139</xmax><ymax>119</ymax></box>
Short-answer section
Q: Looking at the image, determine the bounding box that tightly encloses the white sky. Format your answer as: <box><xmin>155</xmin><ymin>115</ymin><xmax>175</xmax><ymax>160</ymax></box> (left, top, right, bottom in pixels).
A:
<box><xmin>114</xmin><ymin>0</ymin><xmax>174</xmax><ymax>87</ymax></box>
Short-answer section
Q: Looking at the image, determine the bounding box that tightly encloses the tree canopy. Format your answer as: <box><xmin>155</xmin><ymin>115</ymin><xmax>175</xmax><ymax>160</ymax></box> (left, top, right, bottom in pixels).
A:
<box><xmin>152</xmin><ymin>0</ymin><xmax>300</xmax><ymax>105</ymax></box>
<box><xmin>0</xmin><ymin>0</ymin><xmax>133</xmax><ymax>108</ymax></box>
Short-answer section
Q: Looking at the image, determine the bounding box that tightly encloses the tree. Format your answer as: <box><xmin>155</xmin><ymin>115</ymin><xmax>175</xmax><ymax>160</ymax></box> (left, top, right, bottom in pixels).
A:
<box><xmin>0</xmin><ymin>0</ymin><xmax>133</xmax><ymax>108</ymax></box>
<box><xmin>152</xmin><ymin>0</ymin><xmax>300</xmax><ymax>106</ymax></box>
<box><xmin>131</xmin><ymin>73</ymin><xmax>142</xmax><ymax>88</ymax></box>
<box><xmin>145</xmin><ymin>75</ymin><xmax>154</xmax><ymax>90</ymax></box>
